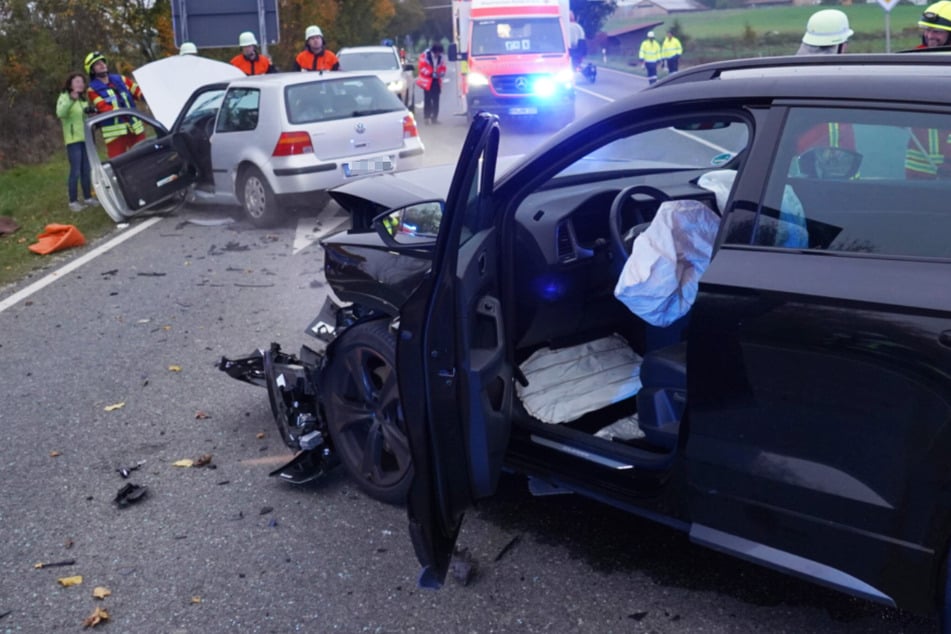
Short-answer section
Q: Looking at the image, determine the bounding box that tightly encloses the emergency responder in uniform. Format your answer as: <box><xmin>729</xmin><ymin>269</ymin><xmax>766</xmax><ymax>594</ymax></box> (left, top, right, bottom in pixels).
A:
<box><xmin>84</xmin><ymin>51</ymin><xmax>146</xmax><ymax>159</ymax></box>
<box><xmin>661</xmin><ymin>31</ymin><xmax>683</xmax><ymax>74</ymax></box>
<box><xmin>417</xmin><ymin>43</ymin><xmax>446</xmax><ymax>124</ymax></box>
<box><xmin>294</xmin><ymin>25</ymin><xmax>339</xmax><ymax>72</ymax></box>
<box><xmin>230</xmin><ymin>32</ymin><xmax>276</xmax><ymax>75</ymax></box>
<box><xmin>918</xmin><ymin>1</ymin><xmax>951</xmax><ymax>48</ymax></box>
<box><xmin>638</xmin><ymin>31</ymin><xmax>662</xmax><ymax>85</ymax></box>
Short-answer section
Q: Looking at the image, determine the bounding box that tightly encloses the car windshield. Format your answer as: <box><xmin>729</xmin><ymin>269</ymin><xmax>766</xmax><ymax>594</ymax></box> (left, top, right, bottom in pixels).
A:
<box><xmin>286</xmin><ymin>76</ymin><xmax>405</xmax><ymax>124</ymax></box>
<box><xmin>471</xmin><ymin>17</ymin><xmax>565</xmax><ymax>56</ymax></box>
<box><xmin>557</xmin><ymin>118</ymin><xmax>750</xmax><ymax>178</ymax></box>
<box><xmin>179</xmin><ymin>89</ymin><xmax>227</xmax><ymax>126</ymax></box>
<box><xmin>338</xmin><ymin>51</ymin><xmax>400</xmax><ymax>71</ymax></box>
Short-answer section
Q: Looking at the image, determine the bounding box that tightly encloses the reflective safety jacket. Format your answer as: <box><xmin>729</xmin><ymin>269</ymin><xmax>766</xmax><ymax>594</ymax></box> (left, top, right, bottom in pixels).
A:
<box><xmin>796</xmin><ymin>122</ymin><xmax>855</xmax><ymax>154</ymax></box>
<box><xmin>417</xmin><ymin>49</ymin><xmax>446</xmax><ymax>91</ymax></box>
<box><xmin>905</xmin><ymin>127</ymin><xmax>951</xmax><ymax>179</ymax></box>
<box><xmin>294</xmin><ymin>48</ymin><xmax>339</xmax><ymax>72</ymax></box>
<box><xmin>662</xmin><ymin>36</ymin><xmax>683</xmax><ymax>60</ymax></box>
<box><xmin>87</xmin><ymin>74</ymin><xmax>145</xmax><ymax>144</ymax></box>
<box><xmin>230</xmin><ymin>53</ymin><xmax>275</xmax><ymax>76</ymax></box>
<box><xmin>639</xmin><ymin>39</ymin><xmax>662</xmax><ymax>63</ymax></box>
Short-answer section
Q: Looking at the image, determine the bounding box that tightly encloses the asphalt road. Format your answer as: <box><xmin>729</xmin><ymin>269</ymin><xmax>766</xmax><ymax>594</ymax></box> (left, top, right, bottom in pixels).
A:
<box><xmin>0</xmin><ymin>72</ymin><xmax>938</xmax><ymax>633</ymax></box>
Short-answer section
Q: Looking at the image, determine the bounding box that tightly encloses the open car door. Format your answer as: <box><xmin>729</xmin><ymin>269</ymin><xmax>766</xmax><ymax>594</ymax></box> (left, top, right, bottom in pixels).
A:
<box><xmin>399</xmin><ymin>113</ymin><xmax>512</xmax><ymax>588</ymax></box>
<box><xmin>85</xmin><ymin>109</ymin><xmax>198</xmax><ymax>223</ymax></box>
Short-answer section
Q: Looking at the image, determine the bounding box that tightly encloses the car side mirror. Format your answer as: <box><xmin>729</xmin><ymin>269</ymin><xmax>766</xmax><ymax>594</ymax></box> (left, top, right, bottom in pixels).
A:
<box><xmin>403</xmin><ymin>63</ymin><xmax>416</xmax><ymax>73</ymax></box>
<box><xmin>449</xmin><ymin>43</ymin><xmax>466</xmax><ymax>62</ymax></box>
<box><xmin>373</xmin><ymin>200</ymin><xmax>445</xmax><ymax>246</ymax></box>
<box><xmin>796</xmin><ymin>146</ymin><xmax>862</xmax><ymax>180</ymax></box>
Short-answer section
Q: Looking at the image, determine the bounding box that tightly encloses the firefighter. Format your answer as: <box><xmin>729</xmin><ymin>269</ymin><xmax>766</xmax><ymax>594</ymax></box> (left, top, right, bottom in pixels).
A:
<box><xmin>294</xmin><ymin>25</ymin><xmax>339</xmax><ymax>72</ymax></box>
<box><xmin>918</xmin><ymin>1</ymin><xmax>951</xmax><ymax>48</ymax></box>
<box><xmin>638</xmin><ymin>31</ymin><xmax>662</xmax><ymax>85</ymax></box>
<box><xmin>84</xmin><ymin>51</ymin><xmax>146</xmax><ymax>159</ymax></box>
<box><xmin>230</xmin><ymin>32</ymin><xmax>276</xmax><ymax>75</ymax></box>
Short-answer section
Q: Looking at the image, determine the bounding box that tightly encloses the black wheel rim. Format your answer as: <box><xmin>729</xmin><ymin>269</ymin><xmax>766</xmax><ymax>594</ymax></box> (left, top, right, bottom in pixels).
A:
<box><xmin>329</xmin><ymin>343</ymin><xmax>411</xmax><ymax>489</ymax></box>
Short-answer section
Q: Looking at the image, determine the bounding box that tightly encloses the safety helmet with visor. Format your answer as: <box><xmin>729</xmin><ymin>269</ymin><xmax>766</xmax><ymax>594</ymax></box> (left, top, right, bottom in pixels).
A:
<box><xmin>920</xmin><ymin>1</ymin><xmax>951</xmax><ymax>32</ymax></box>
<box><xmin>802</xmin><ymin>9</ymin><xmax>853</xmax><ymax>47</ymax></box>
<box><xmin>84</xmin><ymin>51</ymin><xmax>106</xmax><ymax>76</ymax></box>
<box><xmin>238</xmin><ymin>31</ymin><xmax>258</xmax><ymax>47</ymax></box>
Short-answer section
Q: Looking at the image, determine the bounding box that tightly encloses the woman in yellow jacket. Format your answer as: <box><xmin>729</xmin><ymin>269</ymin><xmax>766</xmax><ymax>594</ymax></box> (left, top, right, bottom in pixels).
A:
<box><xmin>56</xmin><ymin>72</ymin><xmax>98</xmax><ymax>212</ymax></box>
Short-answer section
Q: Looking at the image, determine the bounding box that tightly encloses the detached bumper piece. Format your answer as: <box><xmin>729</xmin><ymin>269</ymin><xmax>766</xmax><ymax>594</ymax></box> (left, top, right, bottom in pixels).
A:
<box><xmin>218</xmin><ymin>342</ymin><xmax>335</xmax><ymax>485</ymax></box>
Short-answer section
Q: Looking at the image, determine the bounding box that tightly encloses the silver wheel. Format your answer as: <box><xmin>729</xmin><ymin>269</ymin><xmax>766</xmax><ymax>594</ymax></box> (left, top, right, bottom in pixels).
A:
<box><xmin>239</xmin><ymin>166</ymin><xmax>281</xmax><ymax>227</ymax></box>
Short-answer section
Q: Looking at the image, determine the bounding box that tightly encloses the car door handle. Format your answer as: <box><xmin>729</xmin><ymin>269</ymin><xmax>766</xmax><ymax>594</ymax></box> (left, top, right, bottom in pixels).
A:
<box><xmin>939</xmin><ymin>330</ymin><xmax>951</xmax><ymax>348</ymax></box>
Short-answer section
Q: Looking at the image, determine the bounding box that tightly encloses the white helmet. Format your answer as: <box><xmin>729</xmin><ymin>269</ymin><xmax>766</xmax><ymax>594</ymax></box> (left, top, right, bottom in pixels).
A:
<box><xmin>305</xmin><ymin>25</ymin><xmax>323</xmax><ymax>40</ymax></box>
<box><xmin>179</xmin><ymin>42</ymin><xmax>198</xmax><ymax>55</ymax></box>
<box><xmin>647</xmin><ymin>31</ymin><xmax>655</xmax><ymax>38</ymax></box>
<box><xmin>238</xmin><ymin>31</ymin><xmax>258</xmax><ymax>47</ymax></box>
<box><xmin>802</xmin><ymin>9</ymin><xmax>853</xmax><ymax>47</ymax></box>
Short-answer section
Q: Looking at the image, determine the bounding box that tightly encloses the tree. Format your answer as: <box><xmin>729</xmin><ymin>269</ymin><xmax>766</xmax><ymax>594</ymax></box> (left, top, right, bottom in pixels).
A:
<box><xmin>571</xmin><ymin>0</ymin><xmax>618</xmax><ymax>39</ymax></box>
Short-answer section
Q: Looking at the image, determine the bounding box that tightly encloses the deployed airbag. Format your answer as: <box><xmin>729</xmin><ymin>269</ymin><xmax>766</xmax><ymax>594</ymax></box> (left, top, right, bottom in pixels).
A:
<box><xmin>516</xmin><ymin>335</ymin><xmax>642</xmax><ymax>424</ymax></box>
<box><xmin>614</xmin><ymin>199</ymin><xmax>719</xmax><ymax>327</ymax></box>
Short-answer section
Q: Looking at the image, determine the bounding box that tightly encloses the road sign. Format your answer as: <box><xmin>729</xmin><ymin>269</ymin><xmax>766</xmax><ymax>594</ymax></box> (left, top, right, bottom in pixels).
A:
<box><xmin>172</xmin><ymin>0</ymin><xmax>279</xmax><ymax>49</ymax></box>
<box><xmin>877</xmin><ymin>0</ymin><xmax>900</xmax><ymax>12</ymax></box>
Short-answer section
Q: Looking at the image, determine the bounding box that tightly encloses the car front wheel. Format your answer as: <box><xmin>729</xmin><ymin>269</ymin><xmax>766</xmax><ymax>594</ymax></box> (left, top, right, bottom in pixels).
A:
<box><xmin>239</xmin><ymin>166</ymin><xmax>282</xmax><ymax>227</ymax></box>
<box><xmin>324</xmin><ymin>319</ymin><xmax>413</xmax><ymax>505</ymax></box>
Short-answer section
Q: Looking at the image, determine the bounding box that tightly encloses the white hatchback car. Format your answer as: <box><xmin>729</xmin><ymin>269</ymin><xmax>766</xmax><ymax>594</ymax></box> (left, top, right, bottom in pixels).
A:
<box><xmin>337</xmin><ymin>45</ymin><xmax>416</xmax><ymax>109</ymax></box>
<box><xmin>85</xmin><ymin>56</ymin><xmax>424</xmax><ymax>227</ymax></box>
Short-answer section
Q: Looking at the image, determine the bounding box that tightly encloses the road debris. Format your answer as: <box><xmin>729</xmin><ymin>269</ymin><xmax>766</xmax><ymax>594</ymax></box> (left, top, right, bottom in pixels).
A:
<box><xmin>92</xmin><ymin>587</ymin><xmax>111</xmax><ymax>599</ymax></box>
<box><xmin>103</xmin><ymin>402</ymin><xmax>125</xmax><ymax>412</ymax></box>
<box><xmin>493</xmin><ymin>535</ymin><xmax>521</xmax><ymax>562</ymax></box>
<box><xmin>449</xmin><ymin>547</ymin><xmax>476</xmax><ymax>586</ymax></box>
<box><xmin>82</xmin><ymin>605</ymin><xmax>109</xmax><ymax>628</ymax></box>
<box><xmin>114</xmin><ymin>483</ymin><xmax>148</xmax><ymax>508</ymax></box>
<box><xmin>57</xmin><ymin>575</ymin><xmax>83</xmax><ymax>587</ymax></box>
<box><xmin>34</xmin><ymin>559</ymin><xmax>76</xmax><ymax>569</ymax></box>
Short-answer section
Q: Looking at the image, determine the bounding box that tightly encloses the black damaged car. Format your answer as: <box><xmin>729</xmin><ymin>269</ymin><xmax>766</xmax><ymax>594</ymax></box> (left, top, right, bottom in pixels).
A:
<box><xmin>223</xmin><ymin>54</ymin><xmax>951</xmax><ymax>627</ymax></box>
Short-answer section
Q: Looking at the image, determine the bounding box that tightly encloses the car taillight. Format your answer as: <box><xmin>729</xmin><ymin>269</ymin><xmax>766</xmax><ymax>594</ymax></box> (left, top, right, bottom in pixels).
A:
<box><xmin>403</xmin><ymin>114</ymin><xmax>419</xmax><ymax>139</ymax></box>
<box><xmin>273</xmin><ymin>131</ymin><xmax>313</xmax><ymax>156</ymax></box>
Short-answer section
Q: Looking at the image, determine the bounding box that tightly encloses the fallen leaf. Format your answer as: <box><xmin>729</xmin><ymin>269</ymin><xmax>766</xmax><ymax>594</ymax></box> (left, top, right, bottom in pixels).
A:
<box><xmin>104</xmin><ymin>402</ymin><xmax>125</xmax><ymax>412</ymax></box>
<box><xmin>168</xmin><ymin>365</ymin><xmax>182</xmax><ymax>372</ymax></box>
<box><xmin>172</xmin><ymin>459</ymin><xmax>194</xmax><ymax>468</ymax></box>
<box><xmin>57</xmin><ymin>575</ymin><xmax>83</xmax><ymax>587</ymax></box>
<box><xmin>49</xmin><ymin>450</ymin><xmax>61</xmax><ymax>458</ymax></box>
<box><xmin>163</xmin><ymin>325</ymin><xmax>172</xmax><ymax>331</ymax></box>
<box><xmin>191</xmin><ymin>596</ymin><xmax>202</xmax><ymax>604</ymax></box>
<box><xmin>193</xmin><ymin>454</ymin><xmax>213</xmax><ymax>468</ymax></box>
<box><xmin>82</xmin><ymin>606</ymin><xmax>109</xmax><ymax>628</ymax></box>
<box><xmin>194</xmin><ymin>411</ymin><xmax>210</xmax><ymax>420</ymax></box>
<box><xmin>256</xmin><ymin>432</ymin><xmax>265</xmax><ymax>439</ymax></box>
<box><xmin>92</xmin><ymin>586</ymin><xmax>111</xmax><ymax>599</ymax></box>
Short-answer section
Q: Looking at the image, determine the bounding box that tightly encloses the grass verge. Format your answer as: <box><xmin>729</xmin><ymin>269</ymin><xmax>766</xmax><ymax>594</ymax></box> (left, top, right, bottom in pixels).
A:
<box><xmin>0</xmin><ymin>156</ymin><xmax>116</xmax><ymax>290</ymax></box>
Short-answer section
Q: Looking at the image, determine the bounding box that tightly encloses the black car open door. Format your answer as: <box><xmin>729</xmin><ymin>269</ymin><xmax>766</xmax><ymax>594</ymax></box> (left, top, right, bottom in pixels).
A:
<box><xmin>398</xmin><ymin>113</ymin><xmax>512</xmax><ymax>588</ymax></box>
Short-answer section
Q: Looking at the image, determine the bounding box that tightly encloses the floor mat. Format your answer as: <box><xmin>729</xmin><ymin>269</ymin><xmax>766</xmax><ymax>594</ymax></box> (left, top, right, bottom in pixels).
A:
<box><xmin>516</xmin><ymin>334</ymin><xmax>642</xmax><ymax>424</ymax></box>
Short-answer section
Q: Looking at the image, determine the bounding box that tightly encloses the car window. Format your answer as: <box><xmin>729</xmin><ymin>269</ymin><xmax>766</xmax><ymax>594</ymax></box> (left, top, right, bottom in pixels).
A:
<box><xmin>338</xmin><ymin>51</ymin><xmax>400</xmax><ymax>71</ymax></box>
<box><xmin>726</xmin><ymin>106</ymin><xmax>951</xmax><ymax>259</ymax></box>
<box><xmin>216</xmin><ymin>88</ymin><xmax>260</xmax><ymax>133</ymax></box>
<box><xmin>286</xmin><ymin>76</ymin><xmax>404</xmax><ymax>124</ymax></box>
<box><xmin>555</xmin><ymin>115</ymin><xmax>749</xmax><ymax>179</ymax></box>
<box><xmin>179</xmin><ymin>89</ymin><xmax>226</xmax><ymax>127</ymax></box>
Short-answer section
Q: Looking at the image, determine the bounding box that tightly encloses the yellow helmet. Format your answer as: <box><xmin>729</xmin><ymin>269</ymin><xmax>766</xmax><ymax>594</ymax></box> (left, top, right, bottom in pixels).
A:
<box><xmin>84</xmin><ymin>51</ymin><xmax>106</xmax><ymax>75</ymax></box>
<box><xmin>920</xmin><ymin>1</ymin><xmax>951</xmax><ymax>32</ymax></box>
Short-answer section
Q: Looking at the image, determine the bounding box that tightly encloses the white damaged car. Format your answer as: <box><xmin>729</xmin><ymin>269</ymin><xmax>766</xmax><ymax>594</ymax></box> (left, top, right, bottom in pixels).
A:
<box><xmin>84</xmin><ymin>55</ymin><xmax>425</xmax><ymax>227</ymax></box>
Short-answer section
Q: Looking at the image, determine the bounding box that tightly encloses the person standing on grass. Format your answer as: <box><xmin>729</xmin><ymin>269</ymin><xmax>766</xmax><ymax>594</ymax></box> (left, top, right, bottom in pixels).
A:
<box><xmin>56</xmin><ymin>72</ymin><xmax>98</xmax><ymax>212</ymax></box>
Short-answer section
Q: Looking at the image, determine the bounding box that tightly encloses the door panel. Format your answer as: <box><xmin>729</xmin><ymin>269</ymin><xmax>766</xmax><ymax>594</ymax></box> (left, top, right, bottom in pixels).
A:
<box><xmin>399</xmin><ymin>114</ymin><xmax>511</xmax><ymax>588</ymax></box>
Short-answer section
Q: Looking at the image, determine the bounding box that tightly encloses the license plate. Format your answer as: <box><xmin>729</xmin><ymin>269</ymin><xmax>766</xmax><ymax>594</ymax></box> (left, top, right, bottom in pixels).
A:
<box><xmin>343</xmin><ymin>157</ymin><xmax>394</xmax><ymax>177</ymax></box>
<box><xmin>509</xmin><ymin>107</ymin><xmax>538</xmax><ymax>115</ymax></box>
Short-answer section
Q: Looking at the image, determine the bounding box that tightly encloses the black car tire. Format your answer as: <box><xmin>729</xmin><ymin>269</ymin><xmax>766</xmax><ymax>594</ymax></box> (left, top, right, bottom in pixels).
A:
<box><xmin>239</xmin><ymin>165</ymin><xmax>282</xmax><ymax>228</ymax></box>
<box><xmin>324</xmin><ymin>320</ymin><xmax>413</xmax><ymax>505</ymax></box>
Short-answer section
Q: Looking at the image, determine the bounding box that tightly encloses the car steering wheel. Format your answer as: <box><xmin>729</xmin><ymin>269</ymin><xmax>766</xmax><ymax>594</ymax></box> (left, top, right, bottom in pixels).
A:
<box><xmin>608</xmin><ymin>185</ymin><xmax>670</xmax><ymax>270</ymax></box>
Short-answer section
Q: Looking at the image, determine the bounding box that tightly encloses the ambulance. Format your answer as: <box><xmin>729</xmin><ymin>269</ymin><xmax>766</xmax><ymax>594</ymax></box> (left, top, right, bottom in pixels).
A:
<box><xmin>451</xmin><ymin>0</ymin><xmax>574</xmax><ymax>127</ymax></box>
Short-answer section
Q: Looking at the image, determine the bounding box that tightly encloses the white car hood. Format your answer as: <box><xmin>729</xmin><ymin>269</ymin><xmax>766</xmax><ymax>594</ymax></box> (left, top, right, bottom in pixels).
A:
<box><xmin>133</xmin><ymin>56</ymin><xmax>244</xmax><ymax>129</ymax></box>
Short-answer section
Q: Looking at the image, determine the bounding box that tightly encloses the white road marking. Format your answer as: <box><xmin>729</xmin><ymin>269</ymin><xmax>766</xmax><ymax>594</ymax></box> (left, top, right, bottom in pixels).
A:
<box><xmin>0</xmin><ymin>216</ymin><xmax>163</xmax><ymax>314</ymax></box>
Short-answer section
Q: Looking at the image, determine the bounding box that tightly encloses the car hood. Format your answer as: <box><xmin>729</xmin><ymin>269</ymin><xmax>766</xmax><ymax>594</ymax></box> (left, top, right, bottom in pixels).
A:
<box><xmin>133</xmin><ymin>56</ymin><xmax>243</xmax><ymax>129</ymax></box>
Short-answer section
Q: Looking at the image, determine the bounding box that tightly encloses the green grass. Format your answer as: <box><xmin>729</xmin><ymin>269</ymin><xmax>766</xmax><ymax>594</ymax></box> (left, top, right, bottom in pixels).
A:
<box><xmin>0</xmin><ymin>156</ymin><xmax>116</xmax><ymax>289</ymax></box>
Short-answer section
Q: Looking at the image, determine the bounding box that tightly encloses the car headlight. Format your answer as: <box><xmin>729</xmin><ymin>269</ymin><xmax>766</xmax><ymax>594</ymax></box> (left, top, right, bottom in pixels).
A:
<box><xmin>467</xmin><ymin>72</ymin><xmax>489</xmax><ymax>87</ymax></box>
<box><xmin>533</xmin><ymin>76</ymin><xmax>556</xmax><ymax>97</ymax></box>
